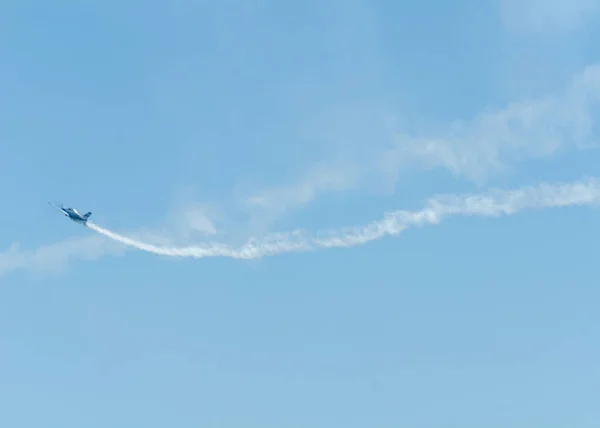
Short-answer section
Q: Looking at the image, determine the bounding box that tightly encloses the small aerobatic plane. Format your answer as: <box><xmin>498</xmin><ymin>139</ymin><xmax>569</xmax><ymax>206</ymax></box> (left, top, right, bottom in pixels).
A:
<box><xmin>49</xmin><ymin>202</ymin><xmax>92</xmax><ymax>225</ymax></box>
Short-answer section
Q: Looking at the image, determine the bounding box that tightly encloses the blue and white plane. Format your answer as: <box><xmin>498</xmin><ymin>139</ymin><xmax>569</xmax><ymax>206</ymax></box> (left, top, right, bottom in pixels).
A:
<box><xmin>49</xmin><ymin>203</ymin><xmax>92</xmax><ymax>225</ymax></box>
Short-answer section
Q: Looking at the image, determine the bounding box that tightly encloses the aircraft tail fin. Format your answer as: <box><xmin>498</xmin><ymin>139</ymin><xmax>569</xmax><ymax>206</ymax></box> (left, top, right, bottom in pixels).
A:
<box><xmin>84</xmin><ymin>212</ymin><xmax>92</xmax><ymax>219</ymax></box>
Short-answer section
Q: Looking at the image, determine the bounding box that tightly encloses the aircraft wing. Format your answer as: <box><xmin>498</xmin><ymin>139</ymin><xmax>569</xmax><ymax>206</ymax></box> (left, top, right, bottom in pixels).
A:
<box><xmin>48</xmin><ymin>202</ymin><xmax>64</xmax><ymax>212</ymax></box>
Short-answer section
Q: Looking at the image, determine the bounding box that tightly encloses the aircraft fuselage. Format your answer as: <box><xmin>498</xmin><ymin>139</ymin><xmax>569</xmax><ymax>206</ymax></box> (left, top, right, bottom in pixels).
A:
<box><xmin>50</xmin><ymin>203</ymin><xmax>92</xmax><ymax>225</ymax></box>
<box><xmin>62</xmin><ymin>208</ymin><xmax>88</xmax><ymax>223</ymax></box>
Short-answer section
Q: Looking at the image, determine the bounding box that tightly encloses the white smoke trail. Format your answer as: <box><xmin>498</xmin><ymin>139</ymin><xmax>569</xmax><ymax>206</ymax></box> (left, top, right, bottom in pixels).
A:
<box><xmin>86</xmin><ymin>177</ymin><xmax>600</xmax><ymax>260</ymax></box>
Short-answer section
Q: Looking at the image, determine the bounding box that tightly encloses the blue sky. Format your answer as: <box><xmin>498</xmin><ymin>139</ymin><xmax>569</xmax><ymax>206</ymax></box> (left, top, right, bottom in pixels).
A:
<box><xmin>2</xmin><ymin>0</ymin><xmax>600</xmax><ymax>426</ymax></box>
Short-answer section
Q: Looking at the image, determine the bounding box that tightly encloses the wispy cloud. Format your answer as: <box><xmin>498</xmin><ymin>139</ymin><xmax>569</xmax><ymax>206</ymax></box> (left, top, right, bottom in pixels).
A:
<box><xmin>498</xmin><ymin>0</ymin><xmax>600</xmax><ymax>34</ymax></box>
<box><xmin>241</xmin><ymin>158</ymin><xmax>363</xmax><ymax>230</ymax></box>
<box><xmin>241</xmin><ymin>63</ymin><xmax>600</xmax><ymax>227</ymax></box>
<box><xmin>383</xmin><ymin>63</ymin><xmax>600</xmax><ymax>183</ymax></box>
<box><xmin>166</xmin><ymin>202</ymin><xmax>219</xmax><ymax>240</ymax></box>
<box><xmin>0</xmin><ymin>235</ymin><xmax>126</xmax><ymax>278</ymax></box>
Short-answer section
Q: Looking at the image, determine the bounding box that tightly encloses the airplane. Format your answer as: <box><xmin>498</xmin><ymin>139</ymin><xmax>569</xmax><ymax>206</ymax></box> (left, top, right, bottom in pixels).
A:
<box><xmin>49</xmin><ymin>202</ymin><xmax>92</xmax><ymax>225</ymax></box>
